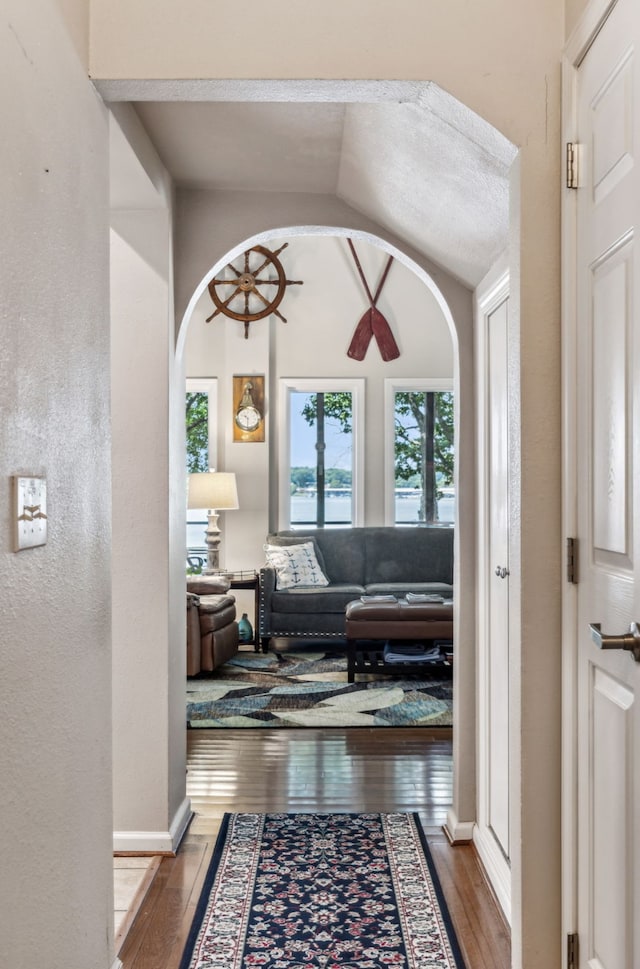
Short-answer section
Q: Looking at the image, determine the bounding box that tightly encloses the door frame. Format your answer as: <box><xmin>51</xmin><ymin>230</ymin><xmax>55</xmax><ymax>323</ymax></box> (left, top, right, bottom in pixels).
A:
<box><xmin>475</xmin><ymin>262</ymin><xmax>511</xmax><ymax>923</ymax></box>
<box><xmin>561</xmin><ymin>0</ymin><xmax>620</xmax><ymax>949</ymax></box>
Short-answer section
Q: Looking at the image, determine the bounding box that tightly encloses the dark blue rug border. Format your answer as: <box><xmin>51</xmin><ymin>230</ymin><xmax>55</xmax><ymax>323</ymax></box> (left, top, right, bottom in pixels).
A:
<box><xmin>178</xmin><ymin>812</ymin><xmax>232</xmax><ymax>969</ymax></box>
<box><xmin>178</xmin><ymin>811</ymin><xmax>467</xmax><ymax>969</ymax></box>
<box><xmin>412</xmin><ymin>811</ymin><xmax>468</xmax><ymax>968</ymax></box>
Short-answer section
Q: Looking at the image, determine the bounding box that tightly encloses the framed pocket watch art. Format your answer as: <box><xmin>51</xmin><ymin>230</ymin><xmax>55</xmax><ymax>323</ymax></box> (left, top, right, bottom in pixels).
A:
<box><xmin>233</xmin><ymin>375</ymin><xmax>265</xmax><ymax>442</ymax></box>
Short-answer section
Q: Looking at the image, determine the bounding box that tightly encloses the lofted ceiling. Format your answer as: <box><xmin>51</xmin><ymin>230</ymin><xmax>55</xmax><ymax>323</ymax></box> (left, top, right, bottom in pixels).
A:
<box><xmin>134</xmin><ymin>87</ymin><xmax>516</xmax><ymax>288</ymax></box>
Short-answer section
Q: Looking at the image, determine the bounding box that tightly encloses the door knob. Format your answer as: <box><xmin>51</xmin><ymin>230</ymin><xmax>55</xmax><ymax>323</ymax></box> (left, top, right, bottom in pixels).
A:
<box><xmin>495</xmin><ymin>566</ymin><xmax>509</xmax><ymax>579</ymax></box>
<box><xmin>589</xmin><ymin>622</ymin><xmax>640</xmax><ymax>662</ymax></box>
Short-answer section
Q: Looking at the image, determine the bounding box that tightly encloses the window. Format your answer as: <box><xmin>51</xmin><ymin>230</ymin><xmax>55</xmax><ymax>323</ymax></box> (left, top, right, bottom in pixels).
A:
<box><xmin>186</xmin><ymin>378</ymin><xmax>217</xmax><ymax>551</ymax></box>
<box><xmin>384</xmin><ymin>379</ymin><xmax>454</xmax><ymax>526</ymax></box>
<box><xmin>279</xmin><ymin>378</ymin><xmax>364</xmax><ymax>528</ymax></box>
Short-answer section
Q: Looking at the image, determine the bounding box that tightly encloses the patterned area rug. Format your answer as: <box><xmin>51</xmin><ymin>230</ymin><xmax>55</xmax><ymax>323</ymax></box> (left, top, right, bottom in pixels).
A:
<box><xmin>186</xmin><ymin>644</ymin><xmax>452</xmax><ymax>728</ymax></box>
<box><xmin>179</xmin><ymin>812</ymin><xmax>466</xmax><ymax>969</ymax></box>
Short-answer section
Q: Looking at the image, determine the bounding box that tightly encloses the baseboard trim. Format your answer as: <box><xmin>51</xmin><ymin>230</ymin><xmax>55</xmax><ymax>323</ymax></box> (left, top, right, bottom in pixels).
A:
<box><xmin>443</xmin><ymin>808</ymin><xmax>475</xmax><ymax>844</ymax></box>
<box><xmin>472</xmin><ymin>824</ymin><xmax>512</xmax><ymax>925</ymax></box>
<box><xmin>111</xmin><ymin>958</ymin><xmax>123</xmax><ymax>969</ymax></box>
<box><xmin>113</xmin><ymin>797</ymin><xmax>193</xmax><ymax>854</ymax></box>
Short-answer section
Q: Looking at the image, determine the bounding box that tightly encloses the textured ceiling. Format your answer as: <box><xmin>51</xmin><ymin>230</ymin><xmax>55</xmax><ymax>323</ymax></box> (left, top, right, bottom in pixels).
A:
<box><xmin>134</xmin><ymin>90</ymin><xmax>516</xmax><ymax>287</ymax></box>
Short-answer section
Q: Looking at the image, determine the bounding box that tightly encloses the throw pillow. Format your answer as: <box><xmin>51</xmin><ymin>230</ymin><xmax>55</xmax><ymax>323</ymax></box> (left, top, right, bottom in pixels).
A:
<box><xmin>264</xmin><ymin>541</ymin><xmax>330</xmax><ymax>589</ymax></box>
<box><xmin>265</xmin><ymin>534</ymin><xmax>328</xmax><ymax>576</ymax></box>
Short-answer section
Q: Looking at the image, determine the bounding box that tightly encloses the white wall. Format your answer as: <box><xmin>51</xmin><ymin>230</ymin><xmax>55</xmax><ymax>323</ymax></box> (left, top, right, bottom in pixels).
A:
<box><xmin>565</xmin><ymin>0</ymin><xmax>594</xmax><ymax>38</ymax></box>
<box><xmin>110</xmin><ymin>108</ymin><xmax>189</xmax><ymax>853</ymax></box>
<box><xmin>0</xmin><ymin>3</ymin><xmax>113</xmax><ymax>968</ymax></box>
<box><xmin>88</xmin><ymin>0</ymin><xmax>560</xmax><ymax>154</ymax></box>
<box><xmin>185</xmin><ymin>233</ymin><xmax>455</xmax><ymax>557</ymax></box>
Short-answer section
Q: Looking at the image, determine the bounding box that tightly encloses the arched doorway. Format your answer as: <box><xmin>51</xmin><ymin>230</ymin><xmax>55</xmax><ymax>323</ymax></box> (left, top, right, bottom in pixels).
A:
<box><xmin>175</xmin><ymin>223</ymin><xmax>476</xmax><ymax>842</ymax></box>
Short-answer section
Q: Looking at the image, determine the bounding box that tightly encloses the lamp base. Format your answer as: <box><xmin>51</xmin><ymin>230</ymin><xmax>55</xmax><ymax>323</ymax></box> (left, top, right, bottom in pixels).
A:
<box><xmin>202</xmin><ymin>509</ymin><xmax>221</xmax><ymax>575</ymax></box>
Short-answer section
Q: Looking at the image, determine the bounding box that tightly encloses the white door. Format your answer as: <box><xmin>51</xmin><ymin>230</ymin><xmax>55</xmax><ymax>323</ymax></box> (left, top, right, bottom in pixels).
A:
<box><xmin>574</xmin><ymin>1</ymin><xmax>640</xmax><ymax>964</ymax></box>
<box><xmin>474</xmin><ymin>272</ymin><xmax>511</xmax><ymax>920</ymax></box>
<box><xmin>486</xmin><ymin>295</ymin><xmax>510</xmax><ymax>858</ymax></box>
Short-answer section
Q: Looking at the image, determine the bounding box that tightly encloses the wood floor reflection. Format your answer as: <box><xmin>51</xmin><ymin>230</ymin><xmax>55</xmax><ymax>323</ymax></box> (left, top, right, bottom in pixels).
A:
<box><xmin>119</xmin><ymin>728</ymin><xmax>510</xmax><ymax>969</ymax></box>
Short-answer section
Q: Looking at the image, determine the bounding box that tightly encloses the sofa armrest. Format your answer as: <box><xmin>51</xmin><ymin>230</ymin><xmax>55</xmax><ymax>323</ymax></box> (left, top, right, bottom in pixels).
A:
<box><xmin>258</xmin><ymin>567</ymin><xmax>276</xmax><ymax>635</ymax></box>
<box><xmin>186</xmin><ymin>593</ymin><xmax>202</xmax><ymax>676</ymax></box>
<box><xmin>187</xmin><ymin>575</ymin><xmax>230</xmax><ymax>595</ymax></box>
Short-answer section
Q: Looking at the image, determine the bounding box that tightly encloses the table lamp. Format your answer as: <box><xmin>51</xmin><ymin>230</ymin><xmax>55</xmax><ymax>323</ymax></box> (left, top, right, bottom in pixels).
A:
<box><xmin>188</xmin><ymin>471</ymin><xmax>239</xmax><ymax>574</ymax></box>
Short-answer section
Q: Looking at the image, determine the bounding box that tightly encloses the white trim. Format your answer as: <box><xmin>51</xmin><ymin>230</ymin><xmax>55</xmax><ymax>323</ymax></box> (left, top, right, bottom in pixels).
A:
<box><xmin>565</xmin><ymin>0</ymin><xmax>619</xmax><ymax>66</ymax></box>
<box><xmin>92</xmin><ymin>79</ymin><xmax>515</xmax><ymax>168</ymax></box>
<box><xmin>473</xmin><ymin>825</ymin><xmax>512</xmax><ymax>925</ymax></box>
<box><xmin>443</xmin><ymin>808</ymin><xmax>475</xmax><ymax>844</ymax></box>
<box><xmin>561</xmin><ymin>0</ymin><xmax>619</xmax><ymax>952</ymax></box>
<box><xmin>277</xmin><ymin>377</ymin><xmax>365</xmax><ymax>529</ymax></box>
<box><xmin>111</xmin><ymin>959</ymin><xmax>124</xmax><ymax>969</ymax></box>
<box><xmin>474</xmin><ymin>264</ymin><xmax>512</xmax><ymax>923</ymax></box>
<box><xmin>113</xmin><ymin>797</ymin><xmax>193</xmax><ymax>854</ymax></box>
<box><xmin>383</xmin><ymin>377</ymin><xmax>453</xmax><ymax>527</ymax></box>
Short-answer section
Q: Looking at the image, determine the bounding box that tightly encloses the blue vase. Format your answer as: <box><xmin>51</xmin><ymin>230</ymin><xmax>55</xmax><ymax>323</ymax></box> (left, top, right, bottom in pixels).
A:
<box><xmin>238</xmin><ymin>612</ymin><xmax>253</xmax><ymax>643</ymax></box>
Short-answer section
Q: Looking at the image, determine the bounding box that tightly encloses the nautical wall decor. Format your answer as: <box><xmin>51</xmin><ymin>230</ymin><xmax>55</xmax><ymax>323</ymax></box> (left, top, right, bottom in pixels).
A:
<box><xmin>207</xmin><ymin>243</ymin><xmax>303</xmax><ymax>339</ymax></box>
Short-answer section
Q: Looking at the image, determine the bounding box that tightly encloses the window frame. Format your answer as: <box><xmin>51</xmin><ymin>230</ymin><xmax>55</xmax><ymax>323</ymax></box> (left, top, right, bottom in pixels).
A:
<box><xmin>278</xmin><ymin>377</ymin><xmax>365</xmax><ymax>529</ymax></box>
<box><xmin>383</xmin><ymin>377</ymin><xmax>454</xmax><ymax>526</ymax></box>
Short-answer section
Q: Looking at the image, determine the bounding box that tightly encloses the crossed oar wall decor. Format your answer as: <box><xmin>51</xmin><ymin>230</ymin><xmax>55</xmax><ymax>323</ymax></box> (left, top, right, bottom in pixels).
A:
<box><xmin>346</xmin><ymin>239</ymin><xmax>400</xmax><ymax>361</ymax></box>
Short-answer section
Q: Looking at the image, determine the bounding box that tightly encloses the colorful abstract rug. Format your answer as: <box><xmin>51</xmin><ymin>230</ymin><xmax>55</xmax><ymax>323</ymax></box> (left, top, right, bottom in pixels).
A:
<box><xmin>179</xmin><ymin>812</ymin><xmax>466</xmax><ymax>969</ymax></box>
<box><xmin>186</xmin><ymin>644</ymin><xmax>452</xmax><ymax>729</ymax></box>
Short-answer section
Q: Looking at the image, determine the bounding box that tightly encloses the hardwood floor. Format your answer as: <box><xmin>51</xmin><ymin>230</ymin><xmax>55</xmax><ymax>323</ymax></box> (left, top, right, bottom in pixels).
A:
<box><xmin>118</xmin><ymin>728</ymin><xmax>510</xmax><ymax>969</ymax></box>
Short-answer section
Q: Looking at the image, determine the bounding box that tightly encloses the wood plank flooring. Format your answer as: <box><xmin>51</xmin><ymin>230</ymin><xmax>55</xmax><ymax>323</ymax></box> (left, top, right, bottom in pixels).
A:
<box><xmin>118</xmin><ymin>728</ymin><xmax>510</xmax><ymax>969</ymax></box>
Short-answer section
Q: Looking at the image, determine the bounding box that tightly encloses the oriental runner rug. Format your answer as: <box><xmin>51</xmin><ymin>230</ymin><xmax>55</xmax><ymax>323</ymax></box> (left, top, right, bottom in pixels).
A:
<box><xmin>179</xmin><ymin>812</ymin><xmax>466</xmax><ymax>969</ymax></box>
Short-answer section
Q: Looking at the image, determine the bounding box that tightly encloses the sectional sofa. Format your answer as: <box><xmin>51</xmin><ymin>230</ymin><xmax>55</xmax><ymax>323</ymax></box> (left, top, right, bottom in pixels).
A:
<box><xmin>258</xmin><ymin>525</ymin><xmax>454</xmax><ymax>652</ymax></box>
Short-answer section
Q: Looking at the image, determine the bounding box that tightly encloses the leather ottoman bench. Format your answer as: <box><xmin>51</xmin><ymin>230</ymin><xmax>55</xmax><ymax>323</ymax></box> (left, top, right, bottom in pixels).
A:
<box><xmin>344</xmin><ymin>597</ymin><xmax>453</xmax><ymax>683</ymax></box>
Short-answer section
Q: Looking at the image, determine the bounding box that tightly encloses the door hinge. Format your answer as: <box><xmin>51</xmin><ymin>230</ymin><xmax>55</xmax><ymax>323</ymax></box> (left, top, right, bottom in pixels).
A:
<box><xmin>566</xmin><ymin>142</ymin><xmax>579</xmax><ymax>189</ymax></box>
<box><xmin>567</xmin><ymin>932</ymin><xmax>579</xmax><ymax>969</ymax></box>
<box><xmin>567</xmin><ymin>537</ymin><xmax>578</xmax><ymax>584</ymax></box>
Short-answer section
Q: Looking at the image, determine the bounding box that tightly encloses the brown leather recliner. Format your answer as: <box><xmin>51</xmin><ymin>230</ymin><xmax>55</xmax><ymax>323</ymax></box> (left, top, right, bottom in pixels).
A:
<box><xmin>186</xmin><ymin>575</ymin><xmax>239</xmax><ymax>676</ymax></box>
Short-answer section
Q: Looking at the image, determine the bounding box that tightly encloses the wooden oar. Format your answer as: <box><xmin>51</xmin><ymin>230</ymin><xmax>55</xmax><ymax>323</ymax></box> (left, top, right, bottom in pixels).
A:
<box><xmin>346</xmin><ymin>240</ymin><xmax>400</xmax><ymax>361</ymax></box>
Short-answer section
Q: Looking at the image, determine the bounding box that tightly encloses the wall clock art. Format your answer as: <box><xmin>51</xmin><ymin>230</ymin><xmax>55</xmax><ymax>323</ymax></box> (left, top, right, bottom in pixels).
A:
<box><xmin>233</xmin><ymin>375</ymin><xmax>265</xmax><ymax>442</ymax></box>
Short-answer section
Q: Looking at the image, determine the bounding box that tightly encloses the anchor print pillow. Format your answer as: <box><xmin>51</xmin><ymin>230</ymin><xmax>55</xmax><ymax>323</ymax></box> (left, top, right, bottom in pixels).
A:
<box><xmin>264</xmin><ymin>542</ymin><xmax>329</xmax><ymax>589</ymax></box>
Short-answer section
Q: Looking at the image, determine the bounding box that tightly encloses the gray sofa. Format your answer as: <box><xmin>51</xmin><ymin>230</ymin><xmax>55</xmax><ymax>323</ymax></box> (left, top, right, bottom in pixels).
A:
<box><xmin>258</xmin><ymin>526</ymin><xmax>454</xmax><ymax>652</ymax></box>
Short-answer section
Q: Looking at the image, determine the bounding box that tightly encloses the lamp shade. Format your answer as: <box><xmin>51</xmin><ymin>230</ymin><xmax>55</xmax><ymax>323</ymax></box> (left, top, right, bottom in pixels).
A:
<box><xmin>188</xmin><ymin>471</ymin><xmax>239</xmax><ymax>511</ymax></box>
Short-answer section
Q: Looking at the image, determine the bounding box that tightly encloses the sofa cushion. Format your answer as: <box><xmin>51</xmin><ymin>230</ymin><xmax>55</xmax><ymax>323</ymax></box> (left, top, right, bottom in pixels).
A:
<box><xmin>365</xmin><ymin>582</ymin><xmax>453</xmax><ymax>598</ymax></box>
<box><xmin>264</xmin><ymin>541</ymin><xmax>329</xmax><ymax>589</ymax></box>
<box><xmin>364</xmin><ymin>527</ymin><xmax>453</xmax><ymax>585</ymax></box>
<box><xmin>198</xmin><ymin>597</ymin><xmax>237</xmax><ymax>633</ymax></box>
<box><xmin>267</xmin><ymin>612</ymin><xmax>347</xmax><ymax>636</ymax></box>
<box><xmin>270</xmin><ymin>584</ymin><xmax>366</xmax><ymax>614</ymax></box>
<box><xmin>269</xmin><ymin>529</ymin><xmax>366</xmax><ymax>585</ymax></box>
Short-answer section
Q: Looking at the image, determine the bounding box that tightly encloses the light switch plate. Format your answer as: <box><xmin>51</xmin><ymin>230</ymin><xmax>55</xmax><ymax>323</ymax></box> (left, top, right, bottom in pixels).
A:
<box><xmin>12</xmin><ymin>475</ymin><xmax>47</xmax><ymax>551</ymax></box>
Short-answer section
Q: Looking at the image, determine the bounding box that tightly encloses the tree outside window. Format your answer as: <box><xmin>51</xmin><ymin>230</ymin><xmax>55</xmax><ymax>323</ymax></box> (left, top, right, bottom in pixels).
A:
<box><xmin>394</xmin><ymin>391</ymin><xmax>454</xmax><ymax>523</ymax></box>
<box><xmin>186</xmin><ymin>391</ymin><xmax>210</xmax><ymax>472</ymax></box>
<box><xmin>295</xmin><ymin>387</ymin><xmax>454</xmax><ymax>526</ymax></box>
<box><xmin>291</xmin><ymin>391</ymin><xmax>354</xmax><ymax>526</ymax></box>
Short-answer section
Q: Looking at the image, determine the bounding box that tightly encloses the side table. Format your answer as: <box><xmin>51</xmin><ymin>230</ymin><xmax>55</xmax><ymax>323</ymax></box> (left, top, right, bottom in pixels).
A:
<box><xmin>216</xmin><ymin>570</ymin><xmax>260</xmax><ymax>651</ymax></box>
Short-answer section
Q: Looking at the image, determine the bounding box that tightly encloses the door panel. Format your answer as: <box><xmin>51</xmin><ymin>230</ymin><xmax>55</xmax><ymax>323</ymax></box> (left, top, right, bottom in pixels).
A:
<box><xmin>591</xmin><ymin>50</ymin><xmax>633</xmax><ymax>203</ymax></box>
<box><xmin>590</xmin><ymin>668</ymin><xmax>634</xmax><ymax>969</ymax></box>
<box><xmin>575</xmin><ymin>1</ymin><xmax>640</xmax><ymax>966</ymax></box>
<box><xmin>591</xmin><ymin>244</ymin><xmax>631</xmax><ymax>560</ymax></box>
<box><xmin>487</xmin><ymin>299</ymin><xmax>510</xmax><ymax>856</ymax></box>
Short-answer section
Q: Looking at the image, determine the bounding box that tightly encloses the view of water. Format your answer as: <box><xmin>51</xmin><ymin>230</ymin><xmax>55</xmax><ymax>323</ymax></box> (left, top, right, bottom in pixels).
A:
<box><xmin>289</xmin><ymin>493</ymin><xmax>454</xmax><ymax>525</ymax></box>
<box><xmin>187</xmin><ymin>492</ymin><xmax>454</xmax><ymax>549</ymax></box>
